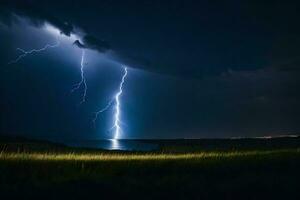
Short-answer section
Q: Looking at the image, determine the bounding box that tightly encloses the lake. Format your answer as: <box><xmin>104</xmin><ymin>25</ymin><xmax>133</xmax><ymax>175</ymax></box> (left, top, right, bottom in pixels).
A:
<box><xmin>63</xmin><ymin>139</ymin><xmax>159</xmax><ymax>151</ymax></box>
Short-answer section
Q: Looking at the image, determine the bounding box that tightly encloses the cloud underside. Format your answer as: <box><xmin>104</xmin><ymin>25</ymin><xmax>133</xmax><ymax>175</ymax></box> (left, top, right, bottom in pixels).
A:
<box><xmin>0</xmin><ymin>1</ymin><xmax>111</xmax><ymax>53</ymax></box>
<box><xmin>1</xmin><ymin>0</ymin><xmax>300</xmax><ymax>79</ymax></box>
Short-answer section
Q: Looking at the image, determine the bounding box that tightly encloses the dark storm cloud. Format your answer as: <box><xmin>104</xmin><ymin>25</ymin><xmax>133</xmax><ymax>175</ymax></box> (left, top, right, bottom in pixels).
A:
<box><xmin>83</xmin><ymin>35</ymin><xmax>111</xmax><ymax>52</ymax></box>
<box><xmin>1</xmin><ymin>0</ymin><xmax>300</xmax><ymax>79</ymax></box>
<box><xmin>73</xmin><ymin>40</ymin><xmax>85</xmax><ymax>48</ymax></box>
<box><xmin>0</xmin><ymin>0</ymin><xmax>73</xmax><ymax>36</ymax></box>
<box><xmin>272</xmin><ymin>57</ymin><xmax>300</xmax><ymax>72</ymax></box>
<box><xmin>73</xmin><ymin>35</ymin><xmax>111</xmax><ymax>53</ymax></box>
<box><xmin>0</xmin><ymin>0</ymin><xmax>110</xmax><ymax>53</ymax></box>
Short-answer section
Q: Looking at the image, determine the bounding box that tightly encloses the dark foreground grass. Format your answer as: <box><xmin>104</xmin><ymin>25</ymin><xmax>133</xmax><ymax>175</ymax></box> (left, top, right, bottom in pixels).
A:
<box><xmin>1</xmin><ymin>148</ymin><xmax>300</xmax><ymax>200</ymax></box>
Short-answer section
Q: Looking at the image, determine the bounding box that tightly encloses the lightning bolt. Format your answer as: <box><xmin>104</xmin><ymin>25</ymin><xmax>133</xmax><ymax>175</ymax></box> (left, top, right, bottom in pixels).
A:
<box><xmin>8</xmin><ymin>35</ymin><xmax>128</xmax><ymax>139</ymax></box>
<box><xmin>8</xmin><ymin>39</ymin><xmax>87</xmax><ymax>105</ymax></box>
<box><xmin>93</xmin><ymin>66</ymin><xmax>128</xmax><ymax>139</ymax></box>
<box><xmin>8</xmin><ymin>40</ymin><xmax>60</xmax><ymax>64</ymax></box>
<box><xmin>113</xmin><ymin>66</ymin><xmax>128</xmax><ymax>139</ymax></box>
<box><xmin>71</xmin><ymin>50</ymin><xmax>87</xmax><ymax>104</ymax></box>
<box><xmin>92</xmin><ymin>98</ymin><xmax>114</xmax><ymax>127</ymax></box>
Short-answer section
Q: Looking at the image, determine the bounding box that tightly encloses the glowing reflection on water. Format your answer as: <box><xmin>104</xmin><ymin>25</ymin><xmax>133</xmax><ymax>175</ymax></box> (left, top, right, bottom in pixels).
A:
<box><xmin>63</xmin><ymin>139</ymin><xmax>158</xmax><ymax>151</ymax></box>
<box><xmin>109</xmin><ymin>139</ymin><xmax>120</xmax><ymax>150</ymax></box>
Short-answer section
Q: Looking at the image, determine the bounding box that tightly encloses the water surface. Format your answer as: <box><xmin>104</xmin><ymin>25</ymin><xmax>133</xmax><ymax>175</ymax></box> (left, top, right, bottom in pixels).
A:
<box><xmin>64</xmin><ymin>139</ymin><xmax>158</xmax><ymax>151</ymax></box>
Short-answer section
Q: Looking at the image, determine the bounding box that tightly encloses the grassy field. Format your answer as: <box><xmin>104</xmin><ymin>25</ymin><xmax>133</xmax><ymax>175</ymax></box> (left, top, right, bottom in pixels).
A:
<box><xmin>0</xmin><ymin>137</ymin><xmax>300</xmax><ymax>199</ymax></box>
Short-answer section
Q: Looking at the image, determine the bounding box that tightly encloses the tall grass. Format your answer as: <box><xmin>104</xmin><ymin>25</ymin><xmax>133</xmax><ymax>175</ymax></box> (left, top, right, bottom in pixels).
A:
<box><xmin>0</xmin><ymin>147</ymin><xmax>299</xmax><ymax>199</ymax></box>
<box><xmin>0</xmin><ymin>149</ymin><xmax>299</xmax><ymax>161</ymax></box>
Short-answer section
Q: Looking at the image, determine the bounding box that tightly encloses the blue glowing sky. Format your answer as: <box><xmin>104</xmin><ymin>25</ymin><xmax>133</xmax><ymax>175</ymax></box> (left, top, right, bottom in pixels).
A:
<box><xmin>1</xmin><ymin>0</ymin><xmax>300</xmax><ymax>139</ymax></box>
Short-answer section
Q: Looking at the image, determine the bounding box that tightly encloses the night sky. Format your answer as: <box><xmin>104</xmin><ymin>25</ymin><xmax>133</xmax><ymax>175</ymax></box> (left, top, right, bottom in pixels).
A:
<box><xmin>0</xmin><ymin>0</ymin><xmax>300</xmax><ymax>139</ymax></box>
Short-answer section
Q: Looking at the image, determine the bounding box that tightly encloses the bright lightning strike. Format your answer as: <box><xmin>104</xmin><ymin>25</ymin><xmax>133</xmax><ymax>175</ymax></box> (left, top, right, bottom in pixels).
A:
<box><xmin>93</xmin><ymin>66</ymin><xmax>128</xmax><ymax>139</ymax></box>
<box><xmin>113</xmin><ymin>67</ymin><xmax>128</xmax><ymax>139</ymax></box>
<box><xmin>8</xmin><ymin>40</ymin><xmax>60</xmax><ymax>64</ymax></box>
<box><xmin>71</xmin><ymin>50</ymin><xmax>87</xmax><ymax>104</ymax></box>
